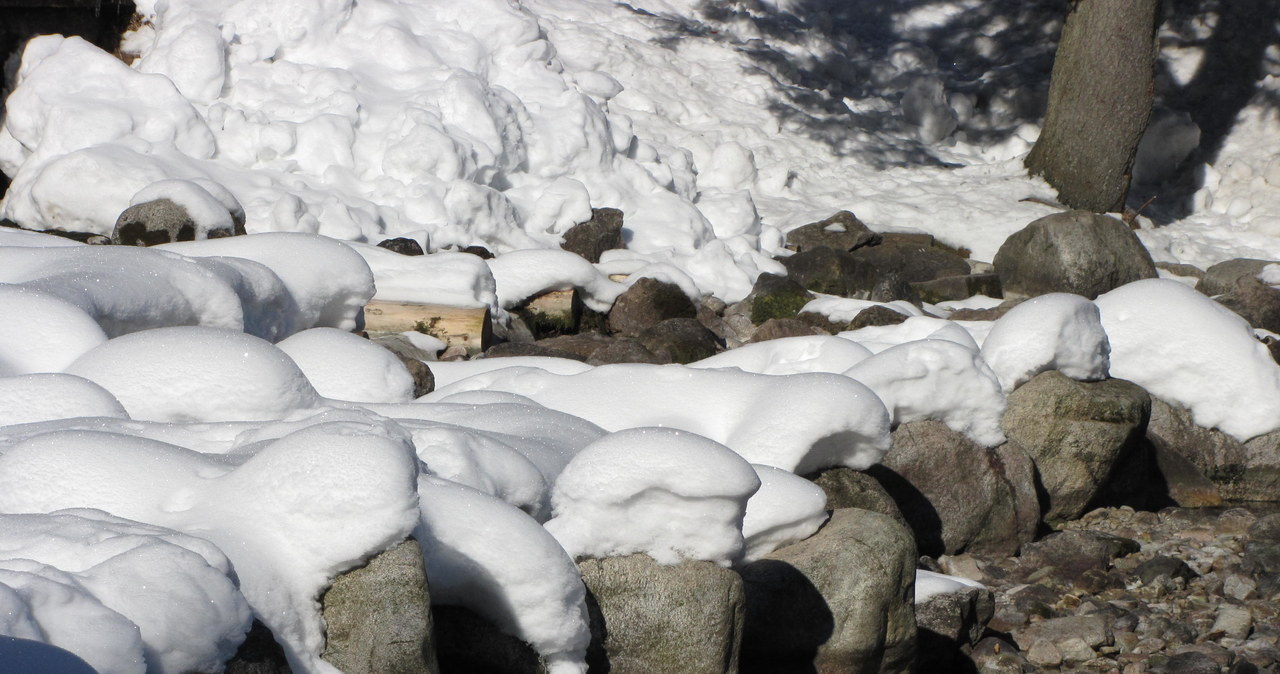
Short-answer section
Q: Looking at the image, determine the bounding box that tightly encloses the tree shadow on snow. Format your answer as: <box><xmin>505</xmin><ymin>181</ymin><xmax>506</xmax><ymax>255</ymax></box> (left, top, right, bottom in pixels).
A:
<box><xmin>1131</xmin><ymin>0</ymin><xmax>1280</xmax><ymax>223</ymax></box>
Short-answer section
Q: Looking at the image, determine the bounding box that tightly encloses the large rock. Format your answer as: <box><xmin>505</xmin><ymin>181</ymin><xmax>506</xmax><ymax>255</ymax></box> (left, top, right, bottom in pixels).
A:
<box><xmin>112</xmin><ymin>197</ymin><xmax>243</xmax><ymax>246</ymax></box>
<box><xmin>867</xmin><ymin>421</ymin><xmax>1039</xmax><ymax>557</ymax></box>
<box><xmin>993</xmin><ymin>211</ymin><xmax>1157</xmax><ymax>299</ymax></box>
<box><xmin>780</xmin><ymin>246</ymin><xmax>878</xmax><ymax>298</ymax></box>
<box><xmin>743</xmin><ymin>273</ymin><xmax>814</xmax><ymax>325</ymax></box>
<box><xmin>785</xmin><ymin>211</ymin><xmax>881</xmax><ymax>253</ymax></box>
<box><xmin>1001</xmin><ymin>372</ymin><xmax>1151</xmax><ymax>524</ymax></box>
<box><xmin>579</xmin><ymin>554</ymin><xmax>744</xmax><ymax>674</ymax></box>
<box><xmin>806</xmin><ymin>466</ymin><xmax>910</xmax><ymax>533</ymax></box>
<box><xmin>849</xmin><ymin>233</ymin><xmax>971</xmax><ymax>285</ymax></box>
<box><xmin>740</xmin><ymin>508</ymin><xmax>917</xmax><ymax>674</ymax></box>
<box><xmin>321</xmin><ymin>538</ymin><xmax>438</xmax><ymax>674</ymax></box>
<box><xmin>1196</xmin><ymin>258</ymin><xmax>1280</xmax><ymax>334</ymax></box>
<box><xmin>607</xmin><ymin>278</ymin><xmax>696</xmax><ymax>337</ymax></box>
<box><xmin>1147</xmin><ymin>397</ymin><xmax>1280</xmax><ymax>504</ymax></box>
<box><xmin>561</xmin><ymin>207</ymin><xmax>625</xmax><ymax>263</ymax></box>
<box><xmin>637</xmin><ymin>317</ymin><xmax>721</xmax><ymax>363</ymax></box>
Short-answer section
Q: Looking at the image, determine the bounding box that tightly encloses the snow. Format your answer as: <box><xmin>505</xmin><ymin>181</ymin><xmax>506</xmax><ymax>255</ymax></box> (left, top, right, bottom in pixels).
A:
<box><xmin>981</xmin><ymin>293</ymin><xmax>1111</xmax><ymax>393</ymax></box>
<box><xmin>845</xmin><ymin>339</ymin><xmax>1008</xmax><ymax>446</ymax></box>
<box><xmin>915</xmin><ymin>569</ymin><xmax>987</xmax><ymax>603</ymax></box>
<box><xmin>1095</xmin><ymin>279</ymin><xmax>1280</xmax><ymax>442</ymax></box>
<box><xmin>545</xmin><ymin>427</ymin><xmax>762</xmax><ymax>566</ymax></box>
<box><xmin>424</xmin><ymin>363</ymin><xmax>893</xmax><ymax>475</ymax></box>
<box><xmin>417</xmin><ymin>476</ymin><xmax>590</xmax><ymax>674</ymax></box>
<box><xmin>277</xmin><ymin>327</ymin><xmax>415</xmax><ymax>403</ymax></box>
<box><xmin>65</xmin><ymin>326</ymin><xmax>322</xmax><ymax>423</ymax></box>
<box><xmin>0</xmin><ymin>0</ymin><xmax>1279</xmax><ymax>669</ymax></box>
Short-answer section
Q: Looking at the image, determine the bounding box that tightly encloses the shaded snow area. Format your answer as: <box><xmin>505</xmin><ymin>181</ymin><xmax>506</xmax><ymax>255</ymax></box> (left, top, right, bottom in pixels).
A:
<box><xmin>0</xmin><ymin>0</ymin><xmax>1279</xmax><ymax>671</ymax></box>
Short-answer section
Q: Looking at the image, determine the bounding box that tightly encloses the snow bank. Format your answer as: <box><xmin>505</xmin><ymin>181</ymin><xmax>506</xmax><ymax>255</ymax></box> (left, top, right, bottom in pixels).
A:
<box><xmin>344</xmin><ymin>244</ymin><xmax>498</xmax><ymax>310</ymax></box>
<box><xmin>546</xmin><ymin>427</ymin><xmax>761</xmax><ymax>566</ymax></box>
<box><xmin>277</xmin><ymin>328</ymin><xmax>415</xmax><ymax>403</ymax></box>
<box><xmin>846</xmin><ymin>339</ymin><xmax>1007</xmax><ymax>446</ymax></box>
<box><xmin>689</xmin><ymin>334</ymin><xmax>874</xmax><ymax>375</ymax></box>
<box><xmin>1095</xmin><ymin>279</ymin><xmax>1280</xmax><ymax>441</ymax></box>
<box><xmin>0</xmin><ymin>285</ymin><xmax>106</xmax><ymax>375</ymax></box>
<box><xmin>0</xmin><ymin>421</ymin><xmax>421</xmax><ymax>674</ymax></box>
<box><xmin>426</xmin><ymin>363</ymin><xmax>892</xmax><ymax>474</ymax></box>
<box><xmin>417</xmin><ymin>477</ymin><xmax>590</xmax><ymax>674</ymax></box>
<box><xmin>66</xmin><ymin>326</ymin><xmax>321</xmax><ymax>423</ymax></box>
<box><xmin>981</xmin><ymin>293</ymin><xmax>1110</xmax><ymax>393</ymax></box>
<box><xmin>742</xmin><ymin>464</ymin><xmax>829</xmax><ymax>563</ymax></box>
<box><xmin>0</xmin><ymin>374</ymin><xmax>128</xmax><ymax>426</ymax></box>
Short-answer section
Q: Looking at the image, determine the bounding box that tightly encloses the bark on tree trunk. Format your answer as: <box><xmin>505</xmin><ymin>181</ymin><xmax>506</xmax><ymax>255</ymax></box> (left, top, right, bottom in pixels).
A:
<box><xmin>1025</xmin><ymin>0</ymin><xmax>1160</xmax><ymax>213</ymax></box>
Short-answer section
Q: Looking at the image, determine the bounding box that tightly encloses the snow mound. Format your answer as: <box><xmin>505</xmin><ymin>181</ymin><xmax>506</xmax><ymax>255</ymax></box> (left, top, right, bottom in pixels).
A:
<box><xmin>0</xmin><ymin>374</ymin><xmax>128</xmax><ymax>426</ymax></box>
<box><xmin>915</xmin><ymin>569</ymin><xmax>986</xmax><ymax>603</ymax></box>
<box><xmin>161</xmin><ymin>233</ymin><xmax>375</xmax><ymax>332</ymax></box>
<box><xmin>277</xmin><ymin>328</ymin><xmax>415</xmax><ymax>403</ymax></box>
<box><xmin>840</xmin><ymin>315</ymin><xmax>981</xmax><ymax>354</ymax></box>
<box><xmin>66</xmin><ymin>326</ymin><xmax>321</xmax><ymax>422</ymax></box>
<box><xmin>0</xmin><ymin>509</ymin><xmax>251</xmax><ymax>674</ymax></box>
<box><xmin>426</xmin><ymin>363</ymin><xmax>892</xmax><ymax>474</ymax></box>
<box><xmin>801</xmin><ymin>297</ymin><xmax>924</xmax><ymax>325</ymax></box>
<box><xmin>0</xmin><ymin>285</ymin><xmax>106</xmax><ymax>375</ymax></box>
<box><xmin>417</xmin><ymin>477</ymin><xmax>590</xmax><ymax>674</ymax></box>
<box><xmin>1095</xmin><ymin>279</ymin><xmax>1280</xmax><ymax>441</ymax></box>
<box><xmin>344</xmin><ymin>244</ymin><xmax>498</xmax><ymax>310</ymax></box>
<box><xmin>0</xmin><ymin>421</ymin><xmax>421</xmax><ymax>674</ymax></box>
<box><xmin>981</xmin><ymin>293</ymin><xmax>1110</xmax><ymax>393</ymax></box>
<box><xmin>0</xmin><ymin>245</ymin><xmax>245</xmax><ymax>337</ymax></box>
<box><xmin>486</xmin><ymin>248</ymin><xmax>625</xmax><ymax>312</ymax></box>
<box><xmin>846</xmin><ymin>339</ymin><xmax>1007</xmax><ymax>446</ymax></box>
<box><xmin>689</xmin><ymin>334</ymin><xmax>874</xmax><ymax>375</ymax></box>
<box><xmin>546</xmin><ymin>427</ymin><xmax>761</xmax><ymax>566</ymax></box>
<box><xmin>742</xmin><ymin>464</ymin><xmax>829</xmax><ymax>563</ymax></box>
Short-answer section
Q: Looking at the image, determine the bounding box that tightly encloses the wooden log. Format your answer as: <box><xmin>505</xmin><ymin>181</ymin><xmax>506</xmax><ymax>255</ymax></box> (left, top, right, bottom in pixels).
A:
<box><xmin>363</xmin><ymin>301</ymin><xmax>491</xmax><ymax>356</ymax></box>
<box><xmin>517</xmin><ymin>288</ymin><xmax>581</xmax><ymax>338</ymax></box>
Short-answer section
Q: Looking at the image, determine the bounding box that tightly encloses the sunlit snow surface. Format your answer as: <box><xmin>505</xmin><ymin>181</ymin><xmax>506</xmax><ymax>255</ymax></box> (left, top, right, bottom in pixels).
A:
<box><xmin>1</xmin><ymin>0</ymin><xmax>1280</xmax><ymax>670</ymax></box>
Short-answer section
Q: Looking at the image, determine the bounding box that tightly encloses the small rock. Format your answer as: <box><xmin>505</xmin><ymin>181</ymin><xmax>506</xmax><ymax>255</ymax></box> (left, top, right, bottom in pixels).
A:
<box><xmin>1026</xmin><ymin>639</ymin><xmax>1063</xmax><ymax>667</ymax></box>
<box><xmin>780</xmin><ymin>246</ymin><xmax>878</xmax><ymax>298</ymax></box>
<box><xmin>1135</xmin><ymin>556</ymin><xmax>1199</xmax><ymax>585</ymax></box>
<box><xmin>637</xmin><ymin>317</ymin><xmax>720</xmax><ymax>363</ymax></box>
<box><xmin>1210</xmin><ymin>604</ymin><xmax>1253</xmax><ymax>640</ymax></box>
<box><xmin>1163</xmin><ymin>650</ymin><xmax>1224</xmax><ymax>674</ymax></box>
<box><xmin>1058</xmin><ymin>636</ymin><xmax>1097</xmax><ymax>663</ymax></box>
<box><xmin>376</xmin><ymin>237</ymin><xmax>425</xmax><ymax>255</ymax></box>
<box><xmin>743</xmin><ymin>273</ymin><xmax>814</xmax><ymax>325</ymax></box>
<box><xmin>849</xmin><ymin>233</ymin><xmax>972</xmax><ymax>284</ymax></box>
<box><xmin>747</xmin><ymin>317</ymin><xmax>826</xmax><ymax>342</ymax></box>
<box><xmin>846</xmin><ymin>304</ymin><xmax>910</xmax><ymax>329</ymax></box>
<box><xmin>561</xmin><ymin>208</ymin><xmax>625</xmax><ymax>263</ymax></box>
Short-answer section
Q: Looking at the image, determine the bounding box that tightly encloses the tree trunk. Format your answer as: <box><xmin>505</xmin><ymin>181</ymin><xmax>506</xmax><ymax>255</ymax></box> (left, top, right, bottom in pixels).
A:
<box><xmin>1025</xmin><ymin>0</ymin><xmax>1160</xmax><ymax>213</ymax></box>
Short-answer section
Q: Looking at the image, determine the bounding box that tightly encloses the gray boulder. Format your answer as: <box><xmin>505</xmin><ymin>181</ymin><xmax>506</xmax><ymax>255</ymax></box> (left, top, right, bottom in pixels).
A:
<box><xmin>1196</xmin><ymin>258</ymin><xmax>1280</xmax><ymax>334</ymax></box>
<box><xmin>321</xmin><ymin>538</ymin><xmax>438</xmax><ymax>674</ymax></box>
<box><xmin>561</xmin><ymin>207</ymin><xmax>625</xmax><ymax>263</ymax></box>
<box><xmin>993</xmin><ymin>210</ymin><xmax>1157</xmax><ymax>299</ymax></box>
<box><xmin>607</xmin><ymin>278</ymin><xmax>696</xmax><ymax>337</ymax></box>
<box><xmin>780</xmin><ymin>246</ymin><xmax>878</xmax><ymax>298</ymax></box>
<box><xmin>1001</xmin><ymin>371</ymin><xmax>1151</xmax><ymax>524</ymax></box>
<box><xmin>910</xmin><ymin>273</ymin><xmax>1002</xmax><ymax>304</ymax></box>
<box><xmin>740</xmin><ymin>508</ymin><xmax>917</xmax><ymax>674</ymax></box>
<box><xmin>849</xmin><ymin>233</ymin><xmax>971</xmax><ymax>285</ymax></box>
<box><xmin>112</xmin><ymin>197</ymin><xmax>243</xmax><ymax>246</ymax></box>
<box><xmin>579</xmin><ymin>554</ymin><xmax>743</xmax><ymax>674</ymax></box>
<box><xmin>785</xmin><ymin>211</ymin><xmax>880</xmax><ymax>253</ymax></box>
<box><xmin>867</xmin><ymin>421</ymin><xmax>1039</xmax><ymax>557</ymax></box>
<box><xmin>1148</xmin><ymin>398</ymin><xmax>1280</xmax><ymax>504</ymax></box>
